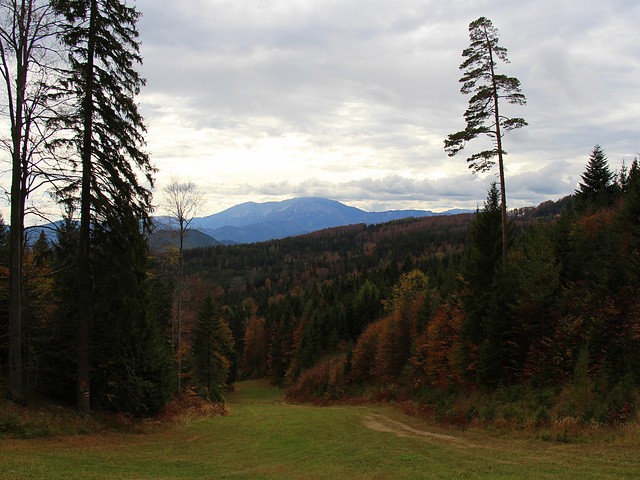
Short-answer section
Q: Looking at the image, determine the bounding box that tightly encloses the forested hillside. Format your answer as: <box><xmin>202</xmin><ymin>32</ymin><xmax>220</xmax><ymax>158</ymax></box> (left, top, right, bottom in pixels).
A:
<box><xmin>180</xmin><ymin>213</ymin><xmax>472</xmax><ymax>381</ymax></box>
<box><xmin>169</xmin><ymin>152</ymin><xmax>640</xmax><ymax>427</ymax></box>
<box><xmin>2</xmin><ymin>147</ymin><xmax>639</xmax><ymax>432</ymax></box>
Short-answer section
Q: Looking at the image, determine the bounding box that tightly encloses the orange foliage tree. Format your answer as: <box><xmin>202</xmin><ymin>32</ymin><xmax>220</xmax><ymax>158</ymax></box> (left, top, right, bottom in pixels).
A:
<box><xmin>409</xmin><ymin>297</ymin><xmax>466</xmax><ymax>391</ymax></box>
<box><xmin>350</xmin><ymin>320</ymin><xmax>383</xmax><ymax>382</ymax></box>
<box><xmin>350</xmin><ymin>270</ymin><xmax>436</xmax><ymax>384</ymax></box>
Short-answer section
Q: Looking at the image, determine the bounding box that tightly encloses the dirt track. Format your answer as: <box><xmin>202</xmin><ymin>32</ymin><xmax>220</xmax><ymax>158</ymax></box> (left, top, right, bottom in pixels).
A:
<box><xmin>362</xmin><ymin>414</ymin><xmax>461</xmax><ymax>442</ymax></box>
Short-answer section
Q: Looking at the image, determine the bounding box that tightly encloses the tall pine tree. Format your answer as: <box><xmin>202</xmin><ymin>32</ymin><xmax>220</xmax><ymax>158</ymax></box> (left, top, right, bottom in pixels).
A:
<box><xmin>51</xmin><ymin>0</ymin><xmax>154</xmax><ymax>414</ymax></box>
<box><xmin>445</xmin><ymin>17</ymin><xmax>527</xmax><ymax>268</ymax></box>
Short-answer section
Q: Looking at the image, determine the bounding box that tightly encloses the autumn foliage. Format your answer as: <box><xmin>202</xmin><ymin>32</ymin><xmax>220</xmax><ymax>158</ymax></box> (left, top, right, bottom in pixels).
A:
<box><xmin>5</xmin><ymin>153</ymin><xmax>639</xmax><ymax>427</ymax></box>
<box><xmin>282</xmin><ymin>158</ymin><xmax>640</xmax><ymax>425</ymax></box>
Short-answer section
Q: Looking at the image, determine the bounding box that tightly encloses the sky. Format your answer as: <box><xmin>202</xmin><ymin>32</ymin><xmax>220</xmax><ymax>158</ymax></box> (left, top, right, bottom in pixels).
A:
<box><xmin>3</xmin><ymin>0</ymin><xmax>640</xmax><ymax>221</ymax></box>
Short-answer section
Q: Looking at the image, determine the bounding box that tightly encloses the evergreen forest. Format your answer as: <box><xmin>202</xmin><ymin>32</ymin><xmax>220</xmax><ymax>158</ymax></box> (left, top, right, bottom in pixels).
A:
<box><xmin>167</xmin><ymin>150</ymin><xmax>640</xmax><ymax>427</ymax></box>
<box><xmin>2</xmin><ymin>136</ymin><xmax>640</xmax><ymax>428</ymax></box>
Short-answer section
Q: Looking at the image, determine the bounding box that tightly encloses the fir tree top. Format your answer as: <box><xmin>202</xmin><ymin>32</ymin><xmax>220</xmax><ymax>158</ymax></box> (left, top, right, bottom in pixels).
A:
<box><xmin>575</xmin><ymin>145</ymin><xmax>615</xmax><ymax>211</ymax></box>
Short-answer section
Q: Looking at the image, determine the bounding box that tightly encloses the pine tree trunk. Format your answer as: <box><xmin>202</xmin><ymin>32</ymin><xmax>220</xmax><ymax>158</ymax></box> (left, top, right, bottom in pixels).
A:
<box><xmin>486</xmin><ymin>30</ymin><xmax>508</xmax><ymax>268</ymax></box>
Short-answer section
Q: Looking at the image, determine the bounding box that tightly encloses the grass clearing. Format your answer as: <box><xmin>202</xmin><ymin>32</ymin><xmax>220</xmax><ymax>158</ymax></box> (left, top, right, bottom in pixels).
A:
<box><xmin>1</xmin><ymin>380</ymin><xmax>639</xmax><ymax>479</ymax></box>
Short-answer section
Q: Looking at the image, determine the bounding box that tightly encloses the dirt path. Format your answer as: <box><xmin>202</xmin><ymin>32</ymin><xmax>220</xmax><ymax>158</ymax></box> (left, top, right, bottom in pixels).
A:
<box><xmin>281</xmin><ymin>400</ymin><xmax>470</xmax><ymax>445</ymax></box>
<box><xmin>360</xmin><ymin>413</ymin><xmax>534</xmax><ymax>469</ymax></box>
<box><xmin>362</xmin><ymin>414</ymin><xmax>458</xmax><ymax>441</ymax></box>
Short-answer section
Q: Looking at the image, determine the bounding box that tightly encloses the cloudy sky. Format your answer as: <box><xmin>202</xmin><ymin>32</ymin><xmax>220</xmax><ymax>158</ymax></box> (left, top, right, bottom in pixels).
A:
<box><xmin>111</xmin><ymin>0</ymin><xmax>640</xmax><ymax>214</ymax></box>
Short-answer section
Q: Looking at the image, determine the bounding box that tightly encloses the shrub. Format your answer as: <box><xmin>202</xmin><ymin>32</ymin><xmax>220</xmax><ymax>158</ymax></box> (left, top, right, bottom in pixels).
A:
<box><xmin>534</xmin><ymin>406</ymin><xmax>551</xmax><ymax>425</ymax></box>
<box><xmin>480</xmin><ymin>403</ymin><xmax>497</xmax><ymax>422</ymax></box>
<box><xmin>158</xmin><ymin>390</ymin><xmax>228</xmax><ymax>425</ymax></box>
<box><xmin>501</xmin><ymin>404</ymin><xmax>527</xmax><ymax>425</ymax></box>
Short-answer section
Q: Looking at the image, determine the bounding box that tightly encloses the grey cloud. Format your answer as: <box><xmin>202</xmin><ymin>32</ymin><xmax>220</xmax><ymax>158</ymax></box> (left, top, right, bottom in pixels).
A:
<box><xmin>136</xmin><ymin>0</ymin><xmax>639</xmax><ymax>213</ymax></box>
<box><xmin>242</xmin><ymin>171</ymin><xmax>574</xmax><ymax>212</ymax></box>
<box><xmin>252</xmin><ymin>174</ymin><xmax>496</xmax><ymax>203</ymax></box>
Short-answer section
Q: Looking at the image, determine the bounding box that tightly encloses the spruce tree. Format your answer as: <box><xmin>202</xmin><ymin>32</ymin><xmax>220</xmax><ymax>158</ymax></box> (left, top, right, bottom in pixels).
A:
<box><xmin>91</xmin><ymin>211</ymin><xmax>173</xmax><ymax>417</ymax></box>
<box><xmin>39</xmin><ymin>211</ymin><xmax>173</xmax><ymax>415</ymax></box>
<box><xmin>459</xmin><ymin>183</ymin><xmax>509</xmax><ymax>384</ymax></box>
<box><xmin>51</xmin><ymin>0</ymin><xmax>154</xmax><ymax>414</ymax></box>
<box><xmin>575</xmin><ymin>145</ymin><xmax>615</xmax><ymax>212</ymax></box>
<box><xmin>351</xmin><ymin>280</ymin><xmax>382</xmax><ymax>340</ymax></box>
<box><xmin>621</xmin><ymin>159</ymin><xmax>640</xmax><ymax>255</ymax></box>
<box><xmin>191</xmin><ymin>294</ymin><xmax>235</xmax><ymax>402</ymax></box>
<box><xmin>37</xmin><ymin>216</ymin><xmax>80</xmax><ymax>403</ymax></box>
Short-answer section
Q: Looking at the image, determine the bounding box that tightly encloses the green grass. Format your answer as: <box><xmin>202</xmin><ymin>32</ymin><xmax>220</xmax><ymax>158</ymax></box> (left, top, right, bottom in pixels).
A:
<box><xmin>1</xmin><ymin>380</ymin><xmax>639</xmax><ymax>479</ymax></box>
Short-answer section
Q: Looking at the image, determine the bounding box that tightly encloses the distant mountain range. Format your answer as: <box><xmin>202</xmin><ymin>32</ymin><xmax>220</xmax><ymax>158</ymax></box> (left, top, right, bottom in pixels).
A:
<box><xmin>185</xmin><ymin>197</ymin><xmax>470</xmax><ymax>245</ymax></box>
<box><xmin>148</xmin><ymin>228</ymin><xmax>228</xmax><ymax>251</ymax></box>
<box><xmin>29</xmin><ymin>197</ymin><xmax>472</xmax><ymax>248</ymax></box>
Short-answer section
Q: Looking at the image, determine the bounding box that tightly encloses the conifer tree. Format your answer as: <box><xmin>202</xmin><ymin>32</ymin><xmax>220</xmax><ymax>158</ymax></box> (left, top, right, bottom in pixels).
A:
<box><xmin>620</xmin><ymin>158</ymin><xmax>640</xmax><ymax>258</ymax></box>
<box><xmin>574</xmin><ymin>145</ymin><xmax>615</xmax><ymax>212</ymax></box>
<box><xmin>445</xmin><ymin>17</ymin><xmax>527</xmax><ymax>268</ymax></box>
<box><xmin>512</xmin><ymin>223</ymin><xmax>560</xmax><ymax>343</ymax></box>
<box><xmin>351</xmin><ymin>280</ymin><xmax>382</xmax><ymax>340</ymax></box>
<box><xmin>267</xmin><ymin>313</ymin><xmax>295</xmax><ymax>383</ymax></box>
<box><xmin>51</xmin><ymin>0</ymin><xmax>154</xmax><ymax>414</ymax></box>
<box><xmin>21</xmin><ymin>230</ymin><xmax>56</xmax><ymax>398</ymax></box>
<box><xmin>37</xmin><ymin>215</ymin><xmax>79</xmax><ymax>403</ymax></box>
<box><xmin>458</xmin><ymin>183</ymin><xmax>506</xmax><ymax>383</ymax></box>
<box><xmin>191</xmin><ymin>294</ymin><xmax>234</xmax><ymax>402</ymax></box>
<box><xmin>39</xmin><ymin>210</ymin><xmax>173</xmax><ymax>415</ymax></box>
<box><xmin>90</xmin><ymin>211</ymin><xmax>173</xmax><ymax>417</ymax></box>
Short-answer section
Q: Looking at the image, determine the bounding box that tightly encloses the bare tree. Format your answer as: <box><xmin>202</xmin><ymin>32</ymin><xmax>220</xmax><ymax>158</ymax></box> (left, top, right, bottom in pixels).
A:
<box><xmin>0</xmin><ymin>0</ymin><xmax>58</xmax><ymax>403</ymax></box>
<box><xmin>161</xmin><ymin>177</ymin><xmax>203</xmax><ymax>390</ymax></box>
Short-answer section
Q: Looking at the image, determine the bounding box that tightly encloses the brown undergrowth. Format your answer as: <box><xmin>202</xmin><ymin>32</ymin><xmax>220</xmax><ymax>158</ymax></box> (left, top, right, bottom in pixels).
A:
<box><xmin>0</xmin><ymin>388</ymin><xmax>228</xmax><ymax>440</ymax></box>
<box><xmin>156</xmin><ymin>392</ymin><xmax>229</xmax><ymax>426</ymax></box>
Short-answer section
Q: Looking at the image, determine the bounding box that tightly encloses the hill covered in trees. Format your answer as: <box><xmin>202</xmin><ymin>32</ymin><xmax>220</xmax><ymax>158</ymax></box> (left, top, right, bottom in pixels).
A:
<box><xmin>171</xmin><ymin>151</ymin><xmax>640</xmax><ymax>427</ymax></box>
<box><xmin>2</xmin><ymin>148</ymin><xmax>639</xmax><ymax>433</ymax></box>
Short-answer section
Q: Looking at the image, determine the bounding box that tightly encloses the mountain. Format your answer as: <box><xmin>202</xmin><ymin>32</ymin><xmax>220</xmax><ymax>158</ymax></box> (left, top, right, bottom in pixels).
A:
<box><xmin>193</xmin><ymin>197</ymin><xmax>469</xmax><ymax>244</ymax></box>
<box><xmin>26</xmin><ymin>221</ymin><xmax>224</xmax><ymax>250</ymax></box>
<box><xmin>26</xmin><ymin>198</ymin><xmax>471</xmax><ymax>247</ymax></box>
<box><xmin>25</xmin><ymin>221</ymin><xmax>66</xmax><ymax>245</ymax></box>
<box><xmin>148</xmin><ymin>228</ymin><xmax>223</xmax><ymax>252</ymax></box>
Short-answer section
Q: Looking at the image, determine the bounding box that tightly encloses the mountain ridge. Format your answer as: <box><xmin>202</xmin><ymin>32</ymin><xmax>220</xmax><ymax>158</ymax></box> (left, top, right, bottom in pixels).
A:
<box><xmin>28</xmin><ymin>197</ymin><xmax>473</xmax><ymax>247</ymax></box>
<box><xmin>192</xmin><ymin>197</ymin><xmax>469</xmax><ymax>244</ymax></box>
